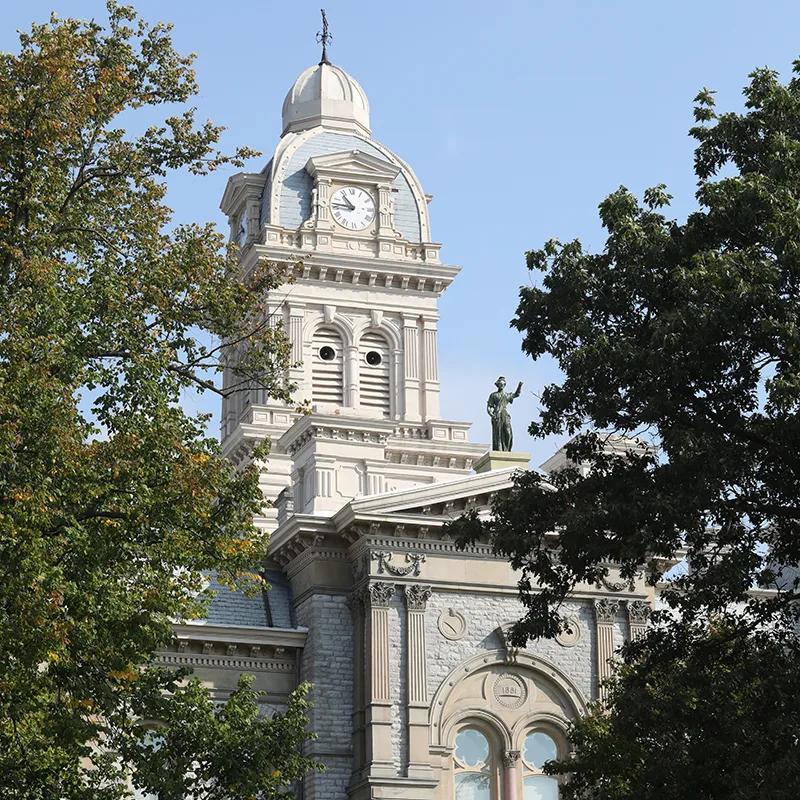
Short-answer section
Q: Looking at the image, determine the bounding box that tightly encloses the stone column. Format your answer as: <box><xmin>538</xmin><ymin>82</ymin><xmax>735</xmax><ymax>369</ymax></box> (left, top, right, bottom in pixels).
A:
<box><xmin>502</xmin><ymin>749</ymin><xmax>521</xmax><ymax>800</ymax></box>
<box><xmin>402</xmin><ymin>316</ymin><xmax>421</xmax><ymax>421</ymax></box>
<box><xmin>420</xmin><ymin>316</ymin><xmax>440</xmax><ymax>421</ymax></box>
<box><xmin>404</xmin><ymin>584</ymin><xmax>433</xmax><ymax>779</ymax></box>
<box><xmin>365</xmin><ymin>581</ymin><xmax>395</xmax><ymax>777</ymax></box>
<box><xmin>349</xmin><ymin>587</ymin><xmax>367</xmax><ymax>777</ymax></box>
<box><xmin>288</xmin><ymin>304</ymin><xmax>306</xmax><ymax>399</ymax></box>
<box><xmin>626</xmin><ymin>600</ymin><xmax>651</xmax><ymax>641</ymax></box>
<box><xmin>593</xmin><ymin>598</ymin><xmax>620</xmax><ymax>702</ymax></box>
<box><xmin>344</xmin><ymin>344</ymin><xmax>359</xmax><ymax>408</ymax></box>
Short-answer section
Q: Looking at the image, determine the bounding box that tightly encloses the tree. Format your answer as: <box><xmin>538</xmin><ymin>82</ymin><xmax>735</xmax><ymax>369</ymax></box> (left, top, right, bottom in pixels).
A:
<box><xmin>0</xmin><ymin>4</ymin><xmax>315</xmax><ymax>798</ymax></box>
<box><xmin>449</xmin><ymin>60</ymin><xmax>800</xmax><ymax>797</ymax></box>
<box><xmin>545</xmin><ymin>624</ymin><xmax>800</xmax><ymax>799</ymax></box>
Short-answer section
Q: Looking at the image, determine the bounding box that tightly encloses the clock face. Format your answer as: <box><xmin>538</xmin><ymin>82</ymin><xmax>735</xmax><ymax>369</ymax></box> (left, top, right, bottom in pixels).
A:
<box><xmin>330</xmin><ymin>186</ymin><xmax>376</xmax><ymax>231</ymax></box>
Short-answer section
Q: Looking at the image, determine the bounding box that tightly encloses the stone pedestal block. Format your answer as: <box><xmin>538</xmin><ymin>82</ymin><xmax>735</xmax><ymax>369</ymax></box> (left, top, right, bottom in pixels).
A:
<box><xmin>473</xmin><ymin>450</ymin><xmax>531</xmax><ymax>474</ymax></box>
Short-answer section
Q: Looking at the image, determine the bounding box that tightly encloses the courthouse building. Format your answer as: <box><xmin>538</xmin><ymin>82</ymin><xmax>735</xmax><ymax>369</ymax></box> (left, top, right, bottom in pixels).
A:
<box><xmin>159</xmin><ymin>53</ymin><xmax>656</xmax><ymax>800</ymax></box>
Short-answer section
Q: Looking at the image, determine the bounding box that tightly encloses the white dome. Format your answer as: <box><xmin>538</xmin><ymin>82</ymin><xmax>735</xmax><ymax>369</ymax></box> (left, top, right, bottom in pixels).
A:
<box><xmin>281</xmin><ymin>63</ymin><xmax>370</xmax><ymax>137</ymax></box>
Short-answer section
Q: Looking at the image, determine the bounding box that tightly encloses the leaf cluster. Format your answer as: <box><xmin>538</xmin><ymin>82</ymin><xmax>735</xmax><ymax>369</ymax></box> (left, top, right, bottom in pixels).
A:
<box><xmin>0</xmin><ymin>4</ymin><xmax>308</xmax><ymax>797</ymax></box>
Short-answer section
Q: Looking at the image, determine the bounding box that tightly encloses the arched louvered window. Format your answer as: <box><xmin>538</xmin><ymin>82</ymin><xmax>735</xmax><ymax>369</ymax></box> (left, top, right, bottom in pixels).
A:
<box><xmin>359</xmin><ymin>332</ymin><xmax>391</xmax><ymax>418</ymax></box>
<box><xmin>311</xmin><ymin>327</ymin><xmax>344</xmax><ymax>409</ymax></box>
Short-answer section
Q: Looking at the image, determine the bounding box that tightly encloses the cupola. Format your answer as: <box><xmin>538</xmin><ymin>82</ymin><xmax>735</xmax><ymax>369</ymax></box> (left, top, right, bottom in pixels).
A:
<box><xmin>281</xmin><ymin>62</ymin><xmax>371</xmax><ymax>137</ymax></box>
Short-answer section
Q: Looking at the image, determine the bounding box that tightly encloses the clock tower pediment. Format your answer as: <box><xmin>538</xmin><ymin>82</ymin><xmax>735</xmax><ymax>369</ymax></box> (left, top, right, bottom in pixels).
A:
<box><xmin>305</xmin><ymin>149</ymin><xmax>402</xmax><ymax>184</ymax></box>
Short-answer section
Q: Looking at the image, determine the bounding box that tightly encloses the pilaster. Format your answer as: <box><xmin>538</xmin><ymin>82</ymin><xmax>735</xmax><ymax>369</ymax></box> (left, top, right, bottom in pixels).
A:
<box><xmin>626</xmin><ymin>599</ymin><xmax>651</xmax><ymax>641</ymax></box>
<box><xmin>365</xmin><ymin>581</ymin><xmax>395</xmax><ymax>777</ymax></box>
<box><xmin>402</xmin><ymin>315</ymin><xmax>421</xmax><ymax>422</ymax></box>
<box><xmin>593</xmin><ymin>598</ymin><xmax>620</xmax><ymax>702</ymax></box>
<box><xmin>404</xmin><ymin>584</ymin><xmax>434</xmax><ymax>780</ymax></box>
<box><xmin>421</xmin><ymin>316</ymin><xmax>440</xmax><ymax>421</ymax></box>
<box><xmin>349</xmin><ymin>587</ymin><xmax>367</xmax><ymax>776</ymax></box>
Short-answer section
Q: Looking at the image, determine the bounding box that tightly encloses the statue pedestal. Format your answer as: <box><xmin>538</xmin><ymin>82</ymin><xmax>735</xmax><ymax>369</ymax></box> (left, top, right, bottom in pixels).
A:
<box><xmin>474</xmin><ymin>450</ymin><xmax>531</xmax><ymax>474</ymax></box>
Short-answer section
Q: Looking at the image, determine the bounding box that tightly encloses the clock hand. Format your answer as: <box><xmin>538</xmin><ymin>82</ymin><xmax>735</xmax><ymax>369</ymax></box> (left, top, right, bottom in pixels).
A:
<box><xmin>342</xmin><ymin>196</ymin><xmax>356</xmax><ymax>210</ymax></box>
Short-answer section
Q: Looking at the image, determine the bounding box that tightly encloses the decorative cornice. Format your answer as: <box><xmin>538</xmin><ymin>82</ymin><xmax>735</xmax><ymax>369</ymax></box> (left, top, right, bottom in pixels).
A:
<box><xmin>156</xmin><ymin>652</ymin><xmax>295</xmax><ymax>672</ymax></box>
<box><xmin>404</xmin><ymin>584</ymin><xmax>432</xmax><ymax>612</ymax></box>
<box><xmin>593</xmin><ymin>598</ymin><xmax>621</xmax><ymax>624</ymax></box>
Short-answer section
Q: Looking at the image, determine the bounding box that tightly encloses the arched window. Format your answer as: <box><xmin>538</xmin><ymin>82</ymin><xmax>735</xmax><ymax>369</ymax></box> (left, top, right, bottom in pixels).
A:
<box><xmin>521</xmin><ymin>730</ymin><xmax>560</xmax><ymax>800</ymax></box>
<box><xmin>453</xmin><ymin>727</ymin><xmax>494</xmax><ymax>800</ymax></box>
<box><xmin>358</xmin><ymin>331</ymin><xmax>391</xmax><ymax>417</ymax></box>
<box><xmin>311</xmin><ymin>327</ymin><xmax>344</xmax><ymax>409</ymax></box>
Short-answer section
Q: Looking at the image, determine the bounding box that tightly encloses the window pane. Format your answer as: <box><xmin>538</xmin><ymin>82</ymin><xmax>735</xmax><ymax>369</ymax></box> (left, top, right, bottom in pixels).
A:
<box><xmin>455</xmin><ymin>728</ymin><xmax>490</xmax><ymax>768</ymax></box>
<box><xmin>455</xmin><ymin>772</ymin><xmax>491</xmax><ymax>800</ymax></box>
<box><xmin>523</xmin><ymin>776</ymin><xmax>559</xmax><ymax>800</ymax></box>
<box><xmin>524</xmin><ymin>732</ymin><xmax>557</xmax><ymax>769</ymax></box>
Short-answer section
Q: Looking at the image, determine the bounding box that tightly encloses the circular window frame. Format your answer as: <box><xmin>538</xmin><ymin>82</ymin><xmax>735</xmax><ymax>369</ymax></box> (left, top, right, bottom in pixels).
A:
<box><xmin>364</xmin><ymin>350</ymin><xmax>383</xmax><ymax>366</ymax></box>
<box><xmin>318</xmin><ymin>345</ymin><xmax>337</xmax><ymax>361</ymax></box>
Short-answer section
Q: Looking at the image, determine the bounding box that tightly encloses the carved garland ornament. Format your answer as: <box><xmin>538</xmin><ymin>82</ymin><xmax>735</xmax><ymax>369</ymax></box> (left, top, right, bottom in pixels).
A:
<box><xmin>371</xmin><ymin>550</ymin><xmax>426</xmax><ymax>576</ymax></box>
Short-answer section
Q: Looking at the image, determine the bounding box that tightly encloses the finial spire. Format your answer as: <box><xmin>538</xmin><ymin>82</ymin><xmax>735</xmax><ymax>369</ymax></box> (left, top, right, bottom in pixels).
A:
<box><xmin>316</xmin><ymin>9</ymin><xmax>332</xmax><ymax>65</ymax></box>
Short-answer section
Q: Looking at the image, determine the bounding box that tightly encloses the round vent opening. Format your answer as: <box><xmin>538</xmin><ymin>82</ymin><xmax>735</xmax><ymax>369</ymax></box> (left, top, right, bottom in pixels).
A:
<box><xmin>319</xmin><ymin>345</ymin><xmax>336</xmax><ymax>361</ymax></box>
<box><xmin>365</xmin><ymin>350</ymin><xmax>382</xmax><ymax>366</ymax></box>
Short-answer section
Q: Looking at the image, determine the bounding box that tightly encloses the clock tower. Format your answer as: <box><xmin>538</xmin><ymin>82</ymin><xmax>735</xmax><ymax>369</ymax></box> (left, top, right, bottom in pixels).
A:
<box><xmin>219</xmin><ymin>58</ymin><xmax>485</xmax><ymax>530</ymax></box>
<box><xmin>175</xmin><ymin>42</ymin><xmax>656</xmax><ymax>800</ymax></box>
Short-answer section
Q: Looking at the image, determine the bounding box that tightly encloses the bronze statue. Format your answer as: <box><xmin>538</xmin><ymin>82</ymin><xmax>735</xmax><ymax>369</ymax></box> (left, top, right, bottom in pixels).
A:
<box><xmin>487</xmin><ymin>376</ymin><xmax>523</xmax><ymax>452</ymax></box>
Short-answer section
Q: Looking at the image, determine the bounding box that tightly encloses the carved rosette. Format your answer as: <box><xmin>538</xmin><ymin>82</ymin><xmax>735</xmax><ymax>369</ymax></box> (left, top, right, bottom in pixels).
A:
<box><xmin>502</xmin><ymin>750</ymin><xmax>521</xmax><ymax>768</ymax></box>
<box><xmin>367</xmin><ymin>581</ymin><xmax>395</xmax><ymax>608</ymax></box>
<box><xmin>626</xmin><ymin>599</ymin><xmax>652</xmax><ymax>625</ymax></box>
<box><xmin>593</xmin><ymin>598</ymin><xmax>620</xmax><ymax>624</ymax></box>
<box><xmin>403</xmin><ymin>584</ymin><xmax>432</xmax><ymax>612</ymax></box>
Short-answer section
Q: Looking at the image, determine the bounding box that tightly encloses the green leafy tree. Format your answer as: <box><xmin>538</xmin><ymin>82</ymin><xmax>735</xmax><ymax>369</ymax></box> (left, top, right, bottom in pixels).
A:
<box><xmin>449</xmin><ymin>61</ymin><xmax>800</xmax><ymax>797</ymax></box>
<box><xmin>0</xmin><ymin>4</ymin><xmax>316</xmax><ymax>798</ymax></box>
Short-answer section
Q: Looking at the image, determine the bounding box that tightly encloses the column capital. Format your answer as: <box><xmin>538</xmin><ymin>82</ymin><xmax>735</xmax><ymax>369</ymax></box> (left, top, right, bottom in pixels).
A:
<box><xmin>367</xmin><ymin>581</ymin><xmax>395</xmax><ymax>608</ymax></box>
<box><xmin>626</xmin><ymin>599</ymin><xmax>652</xmax><ymax>625</ymax></box>
<box><xmin>502</xmin><ymin>749</ymin><xmax>521</xmax><ymax>769</ymax></box>
<box><xmin>404</xmin><ymin>584</ymin><xmax>432</xmax><ymax>612</ymax></box>
<box><xmin>593</xmin><ymin>597</ymin><xmax>620</xmax><ymax>624</ymax></box>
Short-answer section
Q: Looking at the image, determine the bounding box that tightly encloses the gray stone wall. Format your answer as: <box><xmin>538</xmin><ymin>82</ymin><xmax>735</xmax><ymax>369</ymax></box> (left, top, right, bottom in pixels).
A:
<box><xmin>295</xmin><ymin>593</ymin><xmax>354</xmax><ymax>800</ymax></box>
<box><xmin>424</xmin><ymin>591</ymin><xmax>597</xmax><ymax>706</ymax></box>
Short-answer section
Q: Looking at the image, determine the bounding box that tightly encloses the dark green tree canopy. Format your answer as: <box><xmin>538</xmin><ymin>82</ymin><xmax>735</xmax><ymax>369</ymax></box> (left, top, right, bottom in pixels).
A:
<box><xmin>0</xmin><ymin>4</ymin><xmax>314</xmax><ymax>798</ymax></box>
<box><xmin>452</xmin><ymin>61</ymin><xmax>800</xmax><ymax>642</ymax></box>
<box><xmin>448</xmin><ymin>58</ymin><xmax>800</xmax><ymax>800</ymax></box>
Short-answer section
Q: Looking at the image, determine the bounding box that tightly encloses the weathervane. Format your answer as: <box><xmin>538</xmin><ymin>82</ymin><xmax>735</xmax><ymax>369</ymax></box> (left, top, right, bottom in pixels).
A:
<box><xmin>316</xmin><ymin>9</ymin><xmax>332</xmax><ymax>65</ymax></box>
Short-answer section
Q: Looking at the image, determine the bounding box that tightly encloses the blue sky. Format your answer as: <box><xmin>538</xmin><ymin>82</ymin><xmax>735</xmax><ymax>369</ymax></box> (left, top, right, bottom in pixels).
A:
<box><xmin>3</xmin><ymin>0</ymin><xmax>800</xmax><ymax>466</ymax></box>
